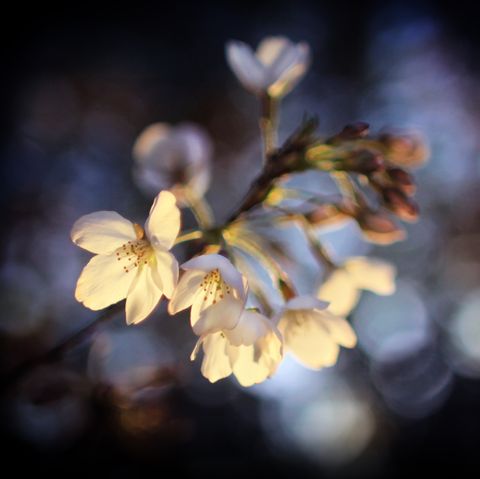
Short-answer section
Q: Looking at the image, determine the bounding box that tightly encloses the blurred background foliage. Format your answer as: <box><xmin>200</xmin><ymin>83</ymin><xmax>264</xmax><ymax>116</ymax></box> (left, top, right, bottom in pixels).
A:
<box><xmin>1</xmin><ymin>0</ymin><xmax>480</xmax><ymax>476</ymax></box>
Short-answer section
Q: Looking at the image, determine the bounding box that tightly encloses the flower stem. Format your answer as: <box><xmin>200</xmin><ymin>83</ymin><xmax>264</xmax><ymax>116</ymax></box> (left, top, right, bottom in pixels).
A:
<box><xmin>184</xmin><ymin>189</ymin><xmax>215</xmax><ymax>230</ymax></box>
<box><xmin>1</xmin><ymin>303</ymin><xmax>123</xmax><ymax>391</ymax></box>
<box><xmin>174</xmin><ymin>230</ymin><xmax>203</xmax><ymax>245</ymax></box>
<box><xmin>259</xmin><ymin>94</ymin><xmax>279</xmax><ymax>160</ymax></box>
<box><xmin>288</xmin><ymin>213</ymin><xmax>336</xmax><ymax>270</ymax></box>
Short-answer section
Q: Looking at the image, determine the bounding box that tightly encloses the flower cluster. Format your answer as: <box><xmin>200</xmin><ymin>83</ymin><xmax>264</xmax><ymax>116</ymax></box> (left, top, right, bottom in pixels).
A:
<box><xmin>72</xmin><ymin>36</ymin><xmax>427</xmax><ymax>387</ymax></box>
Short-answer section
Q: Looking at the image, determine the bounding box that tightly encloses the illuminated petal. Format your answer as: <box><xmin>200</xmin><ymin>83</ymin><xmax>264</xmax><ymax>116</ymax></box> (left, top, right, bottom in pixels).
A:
<box><xmin>71</xmin><ymin>211</ymin><xmax>136</xmax><ymax>255</ymax></box>
<box><xmin>168</xmin><ymin>269</ymin><xmax>204</xmax><ymax>315</ymax></box>
<box><xmin>133</xmin><ymin>123</ymin><xmax>212</xmax><ymax>203</ymax></box>
<box><xmin>75</xmin><ymin>253</ymin><xmax>134</xmax><ymax>310</ymax></box>
<box><xmin>321</xmin><ymin>313</ymin><xmax>357</xmax><ymax>348</ymax></box>
<box><xmin>144</xmin><ymin>191</ymin><xmax>180</xmax><ymax>250</ymax></box>
<box><xmin>176</xmin><ymin>124</ymin><xmax>212</xmax><ymax>168</ymax></box>
<box><xmin>132</xmin><ymin>123</ymin><xmax>171</xmax><ymax>165</ymax></box>
<box><xmin>154</xmin><ymin>249</ymin><xmax>179</xmax><ymax>299</ymax></box>
<box><xmin>226</xmin><ymin>40</ymin><xmax>267</xmax><ymax>93</ymax></box>
<box><xmin>345</xmin><ymin>257</ymin><xmax>396</xmax><ymax>295</ymax></box>
<box><xmin>200</xmin><ymin>333</ymin><xmax>233</xmax><ymax>383</ymax></box>
<box><xmin>228</xmin><ymin>326</ymin><xmax>283</xmax><ymax>387</ymax></box>
<box><xmin>317</xmin><ymin>269</ymin><xmax>360</xmax><ymax>317</ymax></box>
<box><xmin>125</xmin><ymin>265</ymin><xmax>163</xmax><ymax>325</ymax></box>
<box><xmin>192</xmin><ymin>295</ymin><xmax>244</xmax><ymax>336</ymax></box>
<box><xmin>268</xmin><ymin>42</ymin><xmax>310</xmax><ymax>97</ymax></box>
<box><xmin>181</xmin><ymin>254</ymin><xmax>245</xmax><ymax>299</ymax></box>
<box><xmin>285</xmin><ymin>295</ymin><xmax>329</xmax><ymax>311</ymax></box>
<box><xmin>224</xmin><ymin>310</ymin><xmax>270</xmax><ymax>346</ymax></box>
<box><xmin>176</xmin><ymin>124</ymin><xmax>212</xmax><ymax>198</ymax></box>
<box><xmin>256</xmin><ymin>36</ymin><xmax>291</xmax><ymax>66</ymax></box>
<box><xmin>279</xmin><ymin>312</ymin><xmax>340</xmax><ymax>369</ymax></box>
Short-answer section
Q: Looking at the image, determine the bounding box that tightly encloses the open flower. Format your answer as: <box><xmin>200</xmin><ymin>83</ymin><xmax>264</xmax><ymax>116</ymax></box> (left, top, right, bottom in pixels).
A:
<box><xmin>191</xmin><ymin>309</ymin><xmax>283</xmax><ymax>387</ymax></box>
<box><xmin>276</xmin><ymin>296</ymin><xmax>357</xmax><ymax>369</ymax></box>
<box><xmin>168</xmin><ymin>254</ymin><xmax>247</xmax><ymax>336</ymax></box>
<box><xmin>226</xmin><ymin>36</ymin><xmax>310</xmax><ymax>98</ymax></box>
<box><xmin>72</xmin><ymin>191</ymin><xmax>180</xmax><ymax>325</ymax></box>
<box><xmin>317</xmin><ymin>257</ymin><xmax>396</xmax><ymax>317</ymax></box>
<box><xmin>133</xmin><ymin>122</ymin><xmax>212</xmax><ymax>206</ymax></box>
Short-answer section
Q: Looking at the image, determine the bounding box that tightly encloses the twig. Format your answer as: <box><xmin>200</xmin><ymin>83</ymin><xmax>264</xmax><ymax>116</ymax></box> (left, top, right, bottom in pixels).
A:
<box><xmin>1</xmin><ymin>302</ymin><xmax>124</xmax><ymax>391</ymax></box>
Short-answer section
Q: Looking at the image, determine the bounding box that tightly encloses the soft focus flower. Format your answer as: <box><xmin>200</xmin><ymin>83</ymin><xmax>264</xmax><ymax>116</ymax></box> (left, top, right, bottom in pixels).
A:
<box><xmin>355</xmin><ymin>209</ymin><xmax>406</xmax><ymax>245</ymax></box>
<box><xmin>191</xmin><ymin>309</ymin><xmax>283</xmax><ymax>386</ymax></box>
<box><xmin>133</xmin><ymin>122</ymin><xmax>212</xmax><ymax>206</ymax></box>
<box><xmin>72</xmin><ymin>191</ymin><xmax>180</xmax><ymax>325</ymax></box>
<box><xmin>379</xmin><ymin>130</ymin><xmax>429</xmax><ymax>168</ymax></box>
<box><xmin>276</xmin><ymin>296</ymin><xmax>357</xmax><ymax>369</ymax></box>
<box><xmin>226</xmin><ymin>36</ymin><xmax>310</xmax><ymax>98</ymax></box>
<box><xmin>317</xmin><ymin>257</ymin><xmax>396</xmax><ymax>317</ymax></box>
<box><xmin>168</xmin><ymin>254</ymin><xmax>247</xmax><ymax>336</ymax></box>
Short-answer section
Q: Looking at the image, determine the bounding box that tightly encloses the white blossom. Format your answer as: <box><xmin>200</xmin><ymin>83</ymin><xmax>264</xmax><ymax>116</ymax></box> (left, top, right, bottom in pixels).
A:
<box><xmin>168</xmin><ymin>254</ymin><xmax>247</xmax><ymax>336</ymax></box>
<box><xmin>133</xmin><ymin>122</ymin><xmax>212</xmax><ymax>206</ymax></box>
<box><xmin>191</xmin><ymin>309</ymin><xmax>283</xmax><ymax>387</ymax></box>
<box><xmin>226</xmin><ymin>36</ymin><xmax>310</xmax><ymax>98</ymax></box>
<box><xmin>72</xmin><ymin>191</ymin><xmax>180</xmax><ymax>325</ymax></box>
<box><xmin>277</xmin><ymin>295</ymin><xmax>357</xmax><ymax>370</ymax></box>
<box><xmin>318</xmin><ymin>257</ymin><xmax>396</xmax><ymax>317</ymax></box>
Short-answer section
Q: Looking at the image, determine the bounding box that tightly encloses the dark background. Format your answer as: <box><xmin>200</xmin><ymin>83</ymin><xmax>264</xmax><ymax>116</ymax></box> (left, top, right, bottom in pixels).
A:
<box><xmin>1</xmin><ymin>0</ymin><xmax>480</xmax><ymax>476</ymax></box>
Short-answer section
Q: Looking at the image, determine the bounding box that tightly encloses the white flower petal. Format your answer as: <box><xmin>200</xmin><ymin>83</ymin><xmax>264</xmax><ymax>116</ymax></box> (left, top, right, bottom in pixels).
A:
<box><xmin>285</xmin><ymin>295</ymin><xmax>329</xmax><ymax>311</ymax></box>
<box><xmin>279</xmin><ymin>312</ymin><xmax>340</xmax><ymax>369</ymax></box>
<box><xmin>226</xmin><ymin>40</ymin><xmax>268</xmax><ymax>93</ymax></box>
<box><xmin>176</xmin><ymin>124</ymin><xmax>212</xmax><ymax>199</ymax></box>
<box><xmin>168</xmin><ymin>269</ymin><xmax>204</xmax><ymax>315</ymax></box>
<box><xmin>190</xmin><ymin>336</ymin><xmax>204</xmax><ymax>361</ymax></box>
<box><xmin>224</xmin><ymin>310</ymin><xmax>270</xmax><ymax>346</ymax></box>
<box><xmin>133</xmin><ymin>123</ymin><xmax>212</xmax><ymax>204</ymax></box>
<box><xmin>181</xmin><ymin>254</ymin><xmax>245</xmax><ymax>299</ymax></box>
<box><xmin>125</xmin><ymin>265</ymin><xmax>163</xmax><ymax>325</ymax></box>
<box><xmin>75</xmin><ymin>253</ymin><xmax>134</xmax><ymax>310</ymax></box>
<box><xmin>228</xmin><ymin>326</ymin><xmax>283</xmax><ymax>387</ymax></box>
<box><xmin>132</xmin><ymin>123</ymin><xmax>171</xmax><ymax>165</ymax></box>
<box><xmin>154</xmin><ymin>249</ymin><xmax>179</xmax><ymax>299</ymax></box>
<box><xmin>200</xmin><ymin>333</ymin><xmax>233</xmax><ymax>383</ymax></box>
<box><xmin>175</xmin><ymin>124</ymin><xmax>212</xmax><ymax>168</ymax></box>
<box><xmin>317</xmin><ymin>269</ymin><xmax>361</xmax><ymax>317</ymax></box>
<box><xmin>268</xmin><ymin>43</ymin><xmax>310</xmax><ymax>97</ymax></box>
<box><xmin>192</xmin><ymin>295</ymin><xmax>244</xmax><ymax>336</ymax></box>
<box><xmin>71</xmin><ymin>211</ymin><xmax>137</xmax><ymax>254</ymax></box>
<box><xmin>345</xmin><ymin>257</ymin><xmax>396</xmax><ymax>295</ymax></box>
<box><xmin>322</xmin><ymin>314</ymin><xmax>357</xmax><ymax>348</ymax></box>
<box><xmin>145</xmin><ymin>191</ymin><xmax>180</xmax><ymax>250</ymax></box>
<box><xmin>256</xmin><ymin>36</ymin><xmax>291</xmax><ymax>66</ymax></box>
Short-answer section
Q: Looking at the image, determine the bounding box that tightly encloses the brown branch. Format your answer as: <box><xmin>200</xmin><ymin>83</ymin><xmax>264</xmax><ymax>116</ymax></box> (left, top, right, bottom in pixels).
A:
<box><xmin>1</xmin><ymin>302</ymin><xmax>124</xmax><ymax>392</ymax></box>
<box><xmin>227</xmin><ymin>117</ymin><xmax>318</xmax><ymax>223</ymax></box>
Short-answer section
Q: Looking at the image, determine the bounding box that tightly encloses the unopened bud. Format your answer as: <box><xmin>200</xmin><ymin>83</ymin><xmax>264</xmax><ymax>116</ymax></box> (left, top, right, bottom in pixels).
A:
<box><xmin>339</xmin><ymin>149</ymin><xmax>384</xmax><ymax>174</ymax></box>
<box><xmin>379</xmin><ymin>131</ymin><xmax>429</xmax><ymax>168</ymax></box>
<box><xmin>305</xmin><ymin>204</ymin><xmax>350</xmax><ymax>227</ymax></box>
<box><xmin>357</xmin><ymin>209</ymin><xmax>406</xmax><ymax>244</ymax></box>
<box><xmin>339</xmin><ymin>122</ymin><xmax>370</xmax><ymax>139</ymax></box>
<box><xmin>386</xmin><ymin>167</ymin><xmax>416</xmax><ymax>195</ymax></box>
<box><xmin>381</xmin><ymin>187</ymin><xmax>419</xmax><ymax>222</ymax></box>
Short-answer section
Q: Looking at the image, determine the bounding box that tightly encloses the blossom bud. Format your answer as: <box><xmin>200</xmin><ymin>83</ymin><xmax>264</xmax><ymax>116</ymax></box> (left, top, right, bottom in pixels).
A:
<box><xmin>386</xmin><ymin>167</ymin><xmax>416</xmax><ymax>195</ymax></box>
<box><xmin>356</xmin><ymin>209</ymin><xmax>406</xmax><ymax>244</ymax></box>
<box><xmin>338</xmin><ymin>149</ymin><xmax>384</xmax><ymax>174</ymax></box>
<box><xmin>305</xmin><ymin>204</ymin><xmax>351</xmax><ymax>227</ymax></box>
<box><xmin>339</xmin><ymin>122</ymin><xmax>370</xmax><ymax>139</ymax></box>
<box><xmin>381</xmin><ymin>187</ymin><xmax>419</xmax><ymax>222</ymax></box>
<box><xmin>379</xmin><ymin>131</ymin><xmax>429</xmax><ymax>168</ymax></box>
